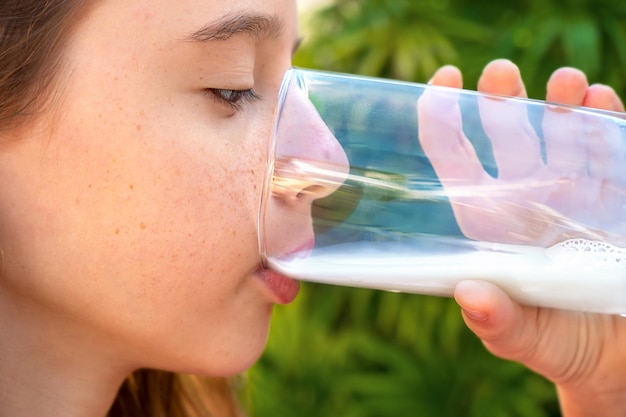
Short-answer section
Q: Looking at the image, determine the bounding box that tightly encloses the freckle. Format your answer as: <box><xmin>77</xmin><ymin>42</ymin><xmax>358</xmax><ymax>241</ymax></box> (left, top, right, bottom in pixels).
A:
<box><xmin>129</xmin><ymin>184</ymin><xmax>135</xmax><ymax>190</ymax></box>
<box><xmin>140</xmin><ymin>222</ymin><xmax>146</xmax><ymax>230</ymax></box>
<box><xmin>115</xmin><ymin>228</ymin><xmax>120</xmax><ymax>235</ymax></box>
<box><xmin>136</xmin><ymin>124</ymin><xmax>142</xmax><ymax>131</ymax></box>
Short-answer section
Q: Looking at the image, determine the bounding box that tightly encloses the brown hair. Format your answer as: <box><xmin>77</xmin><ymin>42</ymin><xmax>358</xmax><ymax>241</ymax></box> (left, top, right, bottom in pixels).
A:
<box><xmin>0</xmin><ymin>0</ymin><xmax>83</xmax><ymax>129</ymax></box>
<box><xmin>109</xmin><ymin>371</ymin><xmax>244</xmax><ymax>417</ymax></box>
<box><xmin>0</xmin><ymin>2</ymin><xmax>245</xmax><ymax>416</ymax></box>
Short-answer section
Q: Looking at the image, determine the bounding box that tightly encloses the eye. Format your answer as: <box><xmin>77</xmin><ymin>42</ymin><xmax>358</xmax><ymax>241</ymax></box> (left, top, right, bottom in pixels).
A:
<box><xmin>206</xmin><ymin>88</ymin><xmax>261</xmax><ymax>111</ymax></box>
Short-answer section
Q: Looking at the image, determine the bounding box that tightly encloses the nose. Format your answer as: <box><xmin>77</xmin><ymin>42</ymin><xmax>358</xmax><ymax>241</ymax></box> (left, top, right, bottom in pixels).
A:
<box><xmin>271</xmin><ymin>77</ymin><xmax>349</xmax><ymax>206</ymax></box>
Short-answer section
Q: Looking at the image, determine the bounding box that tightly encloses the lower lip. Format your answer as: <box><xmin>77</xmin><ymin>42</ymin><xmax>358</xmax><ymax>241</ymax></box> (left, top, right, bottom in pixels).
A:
<box><xmin>256</xmin><ymin>268</ymin><xmax>300</xmax><ymax>304</ymax></box>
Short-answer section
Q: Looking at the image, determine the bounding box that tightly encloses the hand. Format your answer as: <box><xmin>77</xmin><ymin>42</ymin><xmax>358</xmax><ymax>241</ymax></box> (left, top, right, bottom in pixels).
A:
<box><xmin>418</xmin><ymin>60</ymin><xmax>626</xmax><ymax>247</ymax></box>
<box><xmin>423</xmin><ymin>60</ymin><xmax>626</xmax><ymax>416</ymax></box>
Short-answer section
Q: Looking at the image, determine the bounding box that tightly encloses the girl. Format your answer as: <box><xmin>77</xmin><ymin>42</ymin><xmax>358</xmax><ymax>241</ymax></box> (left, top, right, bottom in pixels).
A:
<box><xmin>0</xmin><ymin>1</ymin><xmax>623</xmax><ymax>416</ymax></box>
<box><xmin>0</xmin><ymin>0</ymin><xmax>320</xmax><ymax>415</ymax></box>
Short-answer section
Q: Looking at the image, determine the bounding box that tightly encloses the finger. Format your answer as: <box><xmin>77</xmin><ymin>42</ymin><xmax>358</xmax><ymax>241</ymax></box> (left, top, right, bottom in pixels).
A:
<box><xmin>582</xmin><ymin>85</ymin><xmax>626</xmax><ymax>181</ymax></box>
<box><xmin>419</xmin><ymin>80</ymin><xmax>498</xmax><ymax>241</ymax></box>
<box><xmin>543</xmin><ymin>68</ymin><xmax>589</xmax><ymax>175</ymax></box>
<box><xmin>422</xmin><ymin>67</ymin><xmax>495</xmax><ymax>240</ymax></box>
<box><xmin>546</xmin><ymin>67</ymin><xmax>589</xmax><ymax>105</ymax></box>
<box><xmin>417</xmin><ymin>84</ymin><xmax>487</xmax><ymax>186</ymax></box>
<box><xmin>477</xmin><ymin>59</ymin><xmax>528</xmax><ymax>98</ymax></box>
<box><xmin>428</xmin><ymin>65</ymin><xmax>463</xmax><ymax>89</ymax></box>
<box><xmin>476</xmin><ymin>60</ymin><xmax>543</xmax><ymax>179</ymax></box>
<box><xmin>583</xmin><ymin>83</ymin><xmax>625</xmax><ymax>112</ymax></box>
<box><xmin>582</xmin><ymin>84</ymin><xmax>626</xmax><ymax>180</ymax></box>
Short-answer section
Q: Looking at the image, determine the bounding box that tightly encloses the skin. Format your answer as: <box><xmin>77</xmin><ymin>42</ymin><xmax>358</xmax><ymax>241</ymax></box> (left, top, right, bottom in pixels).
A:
<box><xmin>0</xmin><ymin>1</ymin><xmax>622</xmax><ymax>415</ymax></box>
<box><xmin>0</xmin><ymin>0</ymin><xmax>328</xmax><ymax>415</ymax></box>
<box><xmin>428</xmin><ymin>60</ymin><xmax>626</xmax><ymax>416</ymax></box>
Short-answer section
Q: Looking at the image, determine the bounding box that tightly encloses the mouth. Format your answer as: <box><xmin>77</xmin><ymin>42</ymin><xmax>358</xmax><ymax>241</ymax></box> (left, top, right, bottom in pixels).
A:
<box><xmin>255</xmin><ymin>239</ymin><xmax>314</xmax><ymax>304</ymax></box>
<box><xmin>256</xmin><ymin>267</ymin><xmax>300</xmax><ymax>305</ymax></box>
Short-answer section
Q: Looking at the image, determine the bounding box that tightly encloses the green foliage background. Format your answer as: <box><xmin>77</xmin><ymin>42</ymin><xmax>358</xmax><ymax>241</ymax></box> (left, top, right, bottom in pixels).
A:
<box><xmin>293</xmin><ymin>0</ymin><xmax>626</xmax><ymax>98</ymax></box>
<box><xmin>243</xmin><ymin>1</ymin><xmax>626</xmax><ymax>416</ymax></box>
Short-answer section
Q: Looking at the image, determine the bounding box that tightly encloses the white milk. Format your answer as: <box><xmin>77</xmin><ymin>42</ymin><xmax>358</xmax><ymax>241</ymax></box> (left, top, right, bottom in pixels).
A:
<box><xmin>268</xmin><ymin>239</ymin><xmax>626</xmax><ymax>314</ymax></box>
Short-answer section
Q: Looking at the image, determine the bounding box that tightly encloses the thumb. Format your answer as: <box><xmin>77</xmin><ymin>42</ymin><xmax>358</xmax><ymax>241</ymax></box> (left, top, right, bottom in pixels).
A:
<box><xmin>454</xmin><ymin>280</ymin><xmax>542</xmax><ymax>363</ymax></box>
<box><xmin>454</xmin><ymin>280</ymin><xmax>593</xmax><ymax>386</ymax></box>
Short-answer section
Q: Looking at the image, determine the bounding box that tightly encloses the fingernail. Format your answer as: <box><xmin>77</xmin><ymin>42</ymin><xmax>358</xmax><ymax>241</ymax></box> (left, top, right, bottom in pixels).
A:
<box><xmin>462</xmin><ymin>308</ymin><xmax>488</xmax><ymax>322</ymax></box>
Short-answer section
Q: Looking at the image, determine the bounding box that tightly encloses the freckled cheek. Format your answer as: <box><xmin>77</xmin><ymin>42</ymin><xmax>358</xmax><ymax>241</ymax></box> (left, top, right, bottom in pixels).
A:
<box><xmin>213</xmin><ymin>154</ymin><xmax>267</xmax><ymax>253</ymax></box>
<box><xmin>127</xmin><ymin>111</ymin><xmax>272</xmax><ymax>269</ymax></box>
<box><xmin>153</xmin><ymin>146</ymin><xmax>265</xmax><ymax>269</ymax></box>
<box><xmin>212</xmin><ymin>148</ymin><xmax>266</xmax><ymax>235</ymax></box>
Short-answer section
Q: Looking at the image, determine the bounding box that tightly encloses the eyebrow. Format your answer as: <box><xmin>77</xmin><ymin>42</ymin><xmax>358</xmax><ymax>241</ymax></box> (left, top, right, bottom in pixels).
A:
<box><xmin>187</xmin><ymin>12</ymin><xmax>283</xmax><ymax>42</ymax></box>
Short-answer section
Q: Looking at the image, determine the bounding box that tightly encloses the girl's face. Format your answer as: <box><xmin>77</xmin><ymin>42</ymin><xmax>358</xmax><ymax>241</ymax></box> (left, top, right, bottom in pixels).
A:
<box><xmin>0</xmin><ymin>0</ymin><xmax>313</xmax><ymax>376</ymax></box>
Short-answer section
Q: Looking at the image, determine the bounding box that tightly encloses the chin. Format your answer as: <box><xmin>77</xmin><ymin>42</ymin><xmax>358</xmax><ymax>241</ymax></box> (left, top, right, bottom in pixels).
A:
<box><xmin>177</xmin><ymin>328</ymin><xmax>272</xmax><ymax>377</ymax></box>
<box><xmin>164</xmin><ymin>348</ymin><xmax>265</xmax><ymax>377</ymax></box>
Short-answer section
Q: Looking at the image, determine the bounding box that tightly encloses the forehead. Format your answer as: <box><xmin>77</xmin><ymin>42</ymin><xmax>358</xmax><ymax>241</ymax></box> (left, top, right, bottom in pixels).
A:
<box><xmin>61</xmin><ymin>0</ymin><xmax>299</xmax><ymax>81</ymax></box>
<box><xmin>90</xmin><ymin>0</ymin><xmax>298</xmax><ymax>41</ymax></box>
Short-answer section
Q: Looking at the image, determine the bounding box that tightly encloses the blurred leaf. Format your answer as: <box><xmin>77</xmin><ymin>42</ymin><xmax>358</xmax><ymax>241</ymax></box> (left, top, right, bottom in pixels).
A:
<box><xmin>561</xmin><ymin>16</ymin><xmax>601</xmax><ymax>77</ymax></box>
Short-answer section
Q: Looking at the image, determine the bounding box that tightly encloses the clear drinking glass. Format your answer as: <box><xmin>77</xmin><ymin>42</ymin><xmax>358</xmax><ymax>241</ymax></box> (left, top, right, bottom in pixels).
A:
<box><xmin>259</xmin><ymin>68</ymin><xmax>626</xmax><ymax>314</ymax></box>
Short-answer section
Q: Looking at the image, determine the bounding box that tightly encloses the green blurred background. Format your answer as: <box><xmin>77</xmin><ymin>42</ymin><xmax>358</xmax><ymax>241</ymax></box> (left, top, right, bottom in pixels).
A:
<box><xmin>243</xmin><ymin>1</ymin><xmax>626</xmax><ymax>416</ymax></box>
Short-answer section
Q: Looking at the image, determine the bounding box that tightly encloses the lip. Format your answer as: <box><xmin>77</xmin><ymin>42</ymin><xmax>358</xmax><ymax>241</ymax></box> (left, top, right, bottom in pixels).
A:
<box><xmin>256</xmin><ymin>268</ymin><xmax>300</xmax><ymax>305</ymax></box>
<box><xmin>256</xmin><ymin>238</ymin><xmax>314</xmax><ymax>304</ymax></box>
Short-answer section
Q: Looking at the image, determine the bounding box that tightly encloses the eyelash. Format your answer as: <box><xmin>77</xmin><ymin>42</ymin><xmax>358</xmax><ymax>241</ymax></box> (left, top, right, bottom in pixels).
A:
<box><xmin>206</xmin><ymin>88</ymin><xmax>261</xmax><ymax>111</ymax></box>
